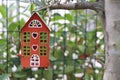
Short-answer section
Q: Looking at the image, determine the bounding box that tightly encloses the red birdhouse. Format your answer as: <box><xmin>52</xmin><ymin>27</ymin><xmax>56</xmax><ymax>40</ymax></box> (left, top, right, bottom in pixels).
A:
<box><xmin>18</xmin><ymin>12</ymin><xmax>50</xmax><ymax>69</ymax></box>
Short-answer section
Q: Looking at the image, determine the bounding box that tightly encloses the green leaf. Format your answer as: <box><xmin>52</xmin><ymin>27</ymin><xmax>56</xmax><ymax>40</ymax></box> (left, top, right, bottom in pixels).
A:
<box><xmin>11</xmin><ymin>58</ymin><xmax>20</xmax><ymax>66</ymax></box>
<box><xmin>13</xmin><ymin>72</ymin><xmax>26</xmax><ymax>78</ymax></box>
<box><xmin>85</xmin><ymin>73</ymin><xmax>91</xmax><ymax>80</ymax></box>
<box><xmin>51</xmin><ymin>13</ymin><xmax>64</xmax><ymax>21</ymax></box>
<box><xmin>50</xmin><ymin>36</ymin><xmax>57</xmax><ymax>46</ymax></box>
<box><xmin>30</xmin><ymin>3</ymin><xmax>35</xmax><ymax>12</ymax></box>
<box><xmin>54</xmin><ymin>49</ymin><xmax>64</xmax><ymax>59</ymax></box>
<box><xmin>0</xmin><ymin>39</ymin><xmax>6</xmax><ymax>49</ymax></box>
<box><xmin>0</xmin><ymin>65</ymin><xmax>6</xmax><ymax>74</ymax></box>
<box><xmin>65</xmin><ymin>65</ymin><xmax>74</xmax><ymax>73</ymax></box>
<box><xmin>8</xmin><ymin>22</ymin><xmax>18</xmax><ymax>31</ymax></box>
<box><xmin>0</xmin><ymin>74</ymin><xmax>10</xmax><ymax>80</ymax></box>
<box><xmin>50</xmin><ymin>55</ymin><xmax>57</xmax><ymax>61</ymax></box>
<box><xmin>43</xmin><ymin>68</ymin><xmax>52</xmax><ymax>80</ymax></box>
<box><xmin>20</xmin><ymin>18</ymin><xmax>25</xmax><ymax>28</ymax></box>
<box><xmin>65</xmin><ymin>13</ymin><xmax>73</xmax><ymax>22</ymax></box>
<box><xmin>0</xmin><ymin>5</ymin><xmax>6</xmax><ymax>18</ymax></box>
<box><xmin>8</xmin><ymin>15</ymin><xmax>19</xmax><ymax>22</ymax></box>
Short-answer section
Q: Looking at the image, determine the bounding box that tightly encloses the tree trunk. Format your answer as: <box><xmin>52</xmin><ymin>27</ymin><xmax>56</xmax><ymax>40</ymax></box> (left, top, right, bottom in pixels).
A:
<box><xmin>103</xmin><ymin>0</ymin><xmax>120</xmax><ymax>80</ymax></box>
<box><xmin>36</xmin><ymin>0</ymin><xmax>120</xmax><ymax>79</ymax></box>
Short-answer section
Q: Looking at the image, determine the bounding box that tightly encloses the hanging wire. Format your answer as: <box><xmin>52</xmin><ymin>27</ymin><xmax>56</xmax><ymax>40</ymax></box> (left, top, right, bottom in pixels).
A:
<box><xmin>6</xmin><ymin>0</ymin><xmax>9</xmax><ymax>73</ymax></box>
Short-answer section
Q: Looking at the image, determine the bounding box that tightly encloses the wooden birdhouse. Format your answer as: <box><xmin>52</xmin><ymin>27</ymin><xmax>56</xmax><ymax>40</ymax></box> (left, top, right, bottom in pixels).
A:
<box><xmin>18</xmin><ymin>12</ymin><xmax>50</xmax><ymax>69</ymax></box>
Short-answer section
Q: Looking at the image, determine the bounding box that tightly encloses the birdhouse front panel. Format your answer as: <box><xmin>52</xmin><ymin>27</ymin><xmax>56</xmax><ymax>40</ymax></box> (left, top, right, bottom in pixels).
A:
<box><xmin>19</xmin><ymin>13</ymin><xmax>50</xmax><ymax>69</ymax></box>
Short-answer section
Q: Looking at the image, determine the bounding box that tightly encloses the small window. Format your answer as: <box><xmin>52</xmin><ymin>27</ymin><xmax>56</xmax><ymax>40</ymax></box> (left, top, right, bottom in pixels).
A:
<box><xmin>23</xmin><ymin>32</ymin><xmax>30</xmax><ymax>42</ymax></box>
<box><xmin>29</xmin><ymin>20</ymin><xmax>42</xmax><ymax>28</ymax></box>
<box><xmin>23</xmin><ymin>46</ymin><xmax>30</xmax><ymax>56</ymax></box>
<box><xmin>40</xmin><ymin>46</ymin><xmax>47</xmax><ymax>56</ymax></box>
<box><xmin>40</xmin><ymin>32</ymin><xmax>48</xmax><ymax>43</ymax></box>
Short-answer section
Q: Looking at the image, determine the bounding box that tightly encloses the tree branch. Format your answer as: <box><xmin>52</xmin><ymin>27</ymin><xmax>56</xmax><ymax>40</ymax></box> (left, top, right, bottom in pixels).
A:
<box><xmin>50</xmin><ymin>2</ymin><xmax>98</xmax><ymax>10</ymax></box>
<box><xmin>35</xmin><ymin>1</ymin><xmax>104</xmax><ymax>12</ymax></box>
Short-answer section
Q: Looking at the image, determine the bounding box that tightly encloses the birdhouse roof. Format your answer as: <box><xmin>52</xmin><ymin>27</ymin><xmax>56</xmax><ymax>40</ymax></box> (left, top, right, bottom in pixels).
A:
<box><xmin>21</xmin><ymin>12</ymin><xmax>50</xmax><ymax>32</ymax></box>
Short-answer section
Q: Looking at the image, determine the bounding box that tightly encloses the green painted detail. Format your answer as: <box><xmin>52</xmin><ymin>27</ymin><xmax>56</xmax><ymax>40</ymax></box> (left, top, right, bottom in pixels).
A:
<box><xmin>23</xmin><ymin>46</ymin><xmax>30</xmax><ymax>56</ymax></box>
<box><xmin>23</xmin><ymin>32</ymin><xmax>30</xmax><ymax>42</ymax></box>
<box><xmin>40</xmin><ymin>32</ymin><xmax>48</xmax><ymax>43</ymax></box>
<box><xmin>40</xmin><ymin>46</ymin><xmax>47</xmax><ymax>56</ymax></box>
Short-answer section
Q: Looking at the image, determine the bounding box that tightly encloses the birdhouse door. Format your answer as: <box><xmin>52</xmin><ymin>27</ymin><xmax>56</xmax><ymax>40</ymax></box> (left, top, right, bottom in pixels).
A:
<box><xmin>30</xmin><ymin>54</ymin><xmax>40</xmax><ymax>67</ymax></box>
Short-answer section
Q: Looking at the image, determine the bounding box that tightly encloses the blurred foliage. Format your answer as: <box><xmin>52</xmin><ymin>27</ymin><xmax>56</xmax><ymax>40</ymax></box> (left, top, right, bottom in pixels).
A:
<box><xmin>0</xmin><ymin>0</ymin><xmax>104</xmax><ymax>80</ymax></box>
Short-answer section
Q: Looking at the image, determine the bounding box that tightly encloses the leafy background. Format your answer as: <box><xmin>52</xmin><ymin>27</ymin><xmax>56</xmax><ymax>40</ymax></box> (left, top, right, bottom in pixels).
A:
<box><xmin>0</xmin><ymin>0</ymin><xmax>104</xmax><ymax>80</ymax></box>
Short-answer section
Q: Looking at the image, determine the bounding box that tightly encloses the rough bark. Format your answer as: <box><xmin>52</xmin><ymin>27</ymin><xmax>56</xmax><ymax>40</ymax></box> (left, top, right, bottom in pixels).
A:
<box><xmin>103</xmin><ymin>0</ymin><xmax>120</xmax><ymax>80</ymax></box>
<box><xmin>35</xmin><ymin>1</ymin><xmax>103</xmax><ymax>12</ymax></box>
<box><xmin>49</xmin><ymin>2</ymin><xmax>98</xmax><ymax>10</ymax></box>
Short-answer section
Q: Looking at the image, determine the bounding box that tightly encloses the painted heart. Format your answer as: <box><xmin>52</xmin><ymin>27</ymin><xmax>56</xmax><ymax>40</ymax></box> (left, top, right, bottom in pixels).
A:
<box><xmin>32</xmin><ymin>45</ymin><xmax>38</xmax><ymax>51</ymax></box>
<box><xmin>32</xmin><ymin>32</ymin><xmax>38</xmax><ymax>39</ymax></box>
